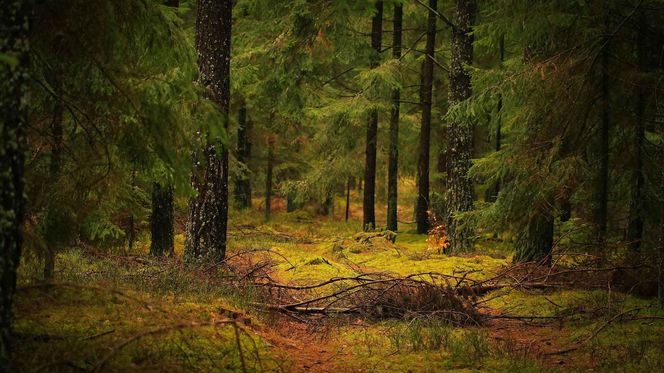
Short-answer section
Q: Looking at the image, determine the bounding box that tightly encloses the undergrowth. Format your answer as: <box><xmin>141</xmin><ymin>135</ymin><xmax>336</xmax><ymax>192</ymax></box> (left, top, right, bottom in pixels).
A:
<box><xmin>13</xmin><ymin>208</ymin><xmax>664</xmax><ymax>372</ymax></box>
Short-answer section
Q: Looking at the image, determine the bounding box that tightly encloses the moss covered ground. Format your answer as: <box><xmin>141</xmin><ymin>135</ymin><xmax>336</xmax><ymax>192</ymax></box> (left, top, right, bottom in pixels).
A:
<box><xmin>13</xmin><ymin>187</ymin><xmax>664</xmax><ymax>372</ymax></box>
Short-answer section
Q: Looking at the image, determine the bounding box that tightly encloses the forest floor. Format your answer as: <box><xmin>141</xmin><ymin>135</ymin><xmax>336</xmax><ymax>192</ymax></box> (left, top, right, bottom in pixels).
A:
<box><xmin>13</xmin><ymin>191</ymin><xmax>664</xmax><ymax>372</ymax></box>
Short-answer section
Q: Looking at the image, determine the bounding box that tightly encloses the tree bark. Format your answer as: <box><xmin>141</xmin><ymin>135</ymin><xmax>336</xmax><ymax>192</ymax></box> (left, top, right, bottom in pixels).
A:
<box><xmin>149</xmin><ymin>0</ymin><xmax>179</xmax><ymax>259</ymax></box>
<box><xmin>0</xmin><ymin>1</ymin><xmax>30</xmax><ymax>369</ymax></box>
<box><xmin>446</xmin><ymin>0</ymin><xmax>476</xmax><ymax>253</ymax></box>
<box><xmin>514</xmin><ymin>204</ymin><xmax>554</xmax><ymax>265</ymax></box>
<box><xmin>127</xmin><ymin>169</ymin><xmax>136</xmax><ymax>253</ymax></box>
<box><xmin>387</xmin><ymin>3</ymin><xmax>402</xmax><ymax>233</ymax></box>
<box><xmin>415</xmin><ymin>0</ymin><xmax>437</xmax><ymax>234</ymax></box>
<box><xmin>44</xmin><ymin>63</ymin><xmax>64</xmax><ymax>280</ymax></box>
<box><xmin>484</xmin><ymin>35</ymin><xmax>503</xmax><ymax>204</ymax></box>
<box><xmin>265</xmin><ymin>139</ymin><xmax>274</xmax><ymax>221</ymax></box>
<box><xmin>184</xmin><ymin>0</ymin><xmax>232</xmax><ymax>262</ymax></box>
<box><xmin>626</xmin><ymin>8</ymin><xmax>646</xmax><ymax>252</ymax></box>
<box><xmin>150</xmin><ymin>183</ymin><xmax>174</xmax><ymax>257</ymax></box>
<box><xmin>363</xmin><ymin>1</ymin><xmax>382</xmax><ymax>231</ymax></box>
<box><xmin>345</xmin><ymin>177</ymin><xmax>351</xmax><ymax>222</ymax></box>
<box><xmin>234</xmin><ymin>97</ymin><xmax>252</xmax><ymax>209</ymax></box>
<box><xmin>595</xmin><ymin>5</ymin><xmax>610</xmax><ymax>243</ymax></box>
<box><xmin>324</xmin><ymin>192</ymin><xmax>334</xmax><ymax>218</ymax></box>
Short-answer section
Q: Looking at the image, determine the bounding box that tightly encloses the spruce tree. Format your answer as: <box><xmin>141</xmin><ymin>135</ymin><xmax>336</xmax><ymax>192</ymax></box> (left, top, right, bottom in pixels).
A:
<box><xmin>626</xmin><ymin>7</ymin><xmax>647</xmax><ymax>252</ymax></box>
<box><xmin>415</xmin><ymin>0</ymin><xmax>437</xmax><ymax>234</ymax></box>
<box><xmin>150</xmin><ymin>183</ymin><xmax>174</xmax><ymax>257</ymax></box>
<box><xmin>185</xmin><ymin>0</ymin><xmax>233</xmax><ymax>262</ymax></box>
<box><xmin>446</xmin><ymin>0</ymin><xmax>476</xmax><ymax>253</ymax></box>
<box><xmin>387</xmin><ymin>2</ymin><xmax>403</xmax><ymax>233</ymax></box>
<box><xmin>0</xmin><ymin>0</ymin><xmax>30</xmax><ymax>368</ymax></box>
<box><xmin>234</xmin><ymin>97</ymin><xmax>252</xmax><ymax>209</ymax></box>
<box><xmin>363</xmin><ymin>1</ymin><xmax>383</xmax><ymax>231</ymax></box>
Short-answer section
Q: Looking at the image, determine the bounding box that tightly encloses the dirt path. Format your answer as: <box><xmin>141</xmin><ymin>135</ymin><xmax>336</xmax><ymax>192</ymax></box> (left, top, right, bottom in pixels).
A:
<box><xmin>256</xmin><ymin>319</ymin><xmax>347</xmax><ymax>372</ymax></box>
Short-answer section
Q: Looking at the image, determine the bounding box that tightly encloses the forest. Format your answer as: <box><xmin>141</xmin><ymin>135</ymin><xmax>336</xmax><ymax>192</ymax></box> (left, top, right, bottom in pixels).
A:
<box><xmin>1</xmin><ymin>0</ymin><xmax>664</xmax><ymax>371</ymax></box>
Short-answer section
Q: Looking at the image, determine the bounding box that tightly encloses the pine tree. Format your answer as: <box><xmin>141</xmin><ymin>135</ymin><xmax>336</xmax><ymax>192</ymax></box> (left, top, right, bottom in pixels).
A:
<box><xmin>446</xmin><ymin>0</ymin><xmax>476</xmax><ymax>253</ymax></box>
<box><xmin>415</xmin><ymin>0</ymin><xmax>437</xmax><ymax>234</ymax></box>
<box><xmin>387</xmin><ymin>2</ymin><xmax>403</xmax><ymax>233</ymax></box>
<box><xmin>234</xmin><ymin>97</ymin><xmax>252</xmax><ymax>209</ymax></box>
<box><xmin>595</xmin><ymin>2</ymin><xmax>610</xmax><ymax>243</ymax></box>
<box><xmin>185</xmin><ymin>0</ymin><xmax>233</xmax><ymax>262</ymax></box>
<box><xmin>150</xmin><ymin>183</ymin><xmax>174</xmax><ymax>257</ymax></box>
<box><xmin>483</xmin><ymin>35</ymin><xmax>503</xmax><ymax>204</ymax></box>
<box><xmin>363</xmin><ymin>1</ymin><xmax>383</xmax><ymax>231</ymax></box>
<box><xmin>0</xmin><ymin>0</ymin><xmax>30</xmax><ymax>368</ymax></box>
<box><xmin>265</xmin><ymin>136</ymin><xmax>274</xmax><ymax>221</ymax></box>
<box><xmin>626</xmin><ymin>6</ymin><xmax>647</xmax><ymax>252</ymax></box>
<box><xmin>43</xmin><ymin>47</ymin><xmax>64</xmax><ymax>280</ymax></box>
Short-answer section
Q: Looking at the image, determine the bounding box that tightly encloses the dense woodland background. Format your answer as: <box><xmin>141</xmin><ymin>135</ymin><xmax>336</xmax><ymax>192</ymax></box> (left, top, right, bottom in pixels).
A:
<box><xmin>1</xmin><ymin>0</ymin><xmax>664</xmax><ymax>371</ymax></box>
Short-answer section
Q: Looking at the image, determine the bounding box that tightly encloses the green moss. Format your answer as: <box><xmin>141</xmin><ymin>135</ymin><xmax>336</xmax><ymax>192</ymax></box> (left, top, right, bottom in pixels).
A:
<box><xmin>13</xmin><ymin>282</ymin><xmax>276</xmax><ymax>372</ymax></box>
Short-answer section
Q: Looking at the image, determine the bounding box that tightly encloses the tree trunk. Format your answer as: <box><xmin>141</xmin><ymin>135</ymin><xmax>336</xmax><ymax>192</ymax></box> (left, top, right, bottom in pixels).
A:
<box><xmin>324</xmin><ymin>192</ymin><xmax>334</xmax><ymax>218</ymax></box>
<box><xmin>595</xmin><ymin>5</ymin><xmax>610</xmax><ymax>243</ymax></box>
<box><xmin>127</xmin><ymin>169</ymin><xmax>136</xmax><ymax>254</ymax></box>
<box><xmin>234</xmin><ymin>98</ymin><xmax>252</xmax><ymax>209</ymax></box>
<box><xmin>415</xmin><ymin>0</ymin><xmax>437</xmax><ymax>234</ymax></box>
<box><xmin>363</xmin><ymin>1</ymin><xmax>382</xmax><ymax>231</ymax></box>
<box><xmin>0</xmin><ymin>1</ymin><xmax>29</xmax><ymax>369</ymax></box>
<box><xmin>150</xmin><ymin>183</ymin><xmax>174</xmax><ymax>257</ymax></box>
<box><xmin>560</xmin><ymin>200</ymin><xmax>572</xmax><ymax>222</ymax></box>
<box><xmin>514</xmin><ymin>205</ymin><xmax>554</xmax><ymax>265</ymax></box>
<box><xmin>626</xmin><ymin>9</ymin><xmax>646</xmax><ymax>252</ymax></box>
<box><xmin>265</xmin><ymin>139</ymin><xmax>274</xmax><ymax>221</ymax></box>
<box><xmin>149</xmin><ymin>0</ymin><xmax>178</xmax><ymax>259</ymax></box>
<box><xmin>446</xmin><ymin>0</ymin><xmax>476</xmax><ymax>253</ymax></box>
<box><xmin>484</xmin><ymin>35</ymin><xmax>503</xmax><ymax>204</ymax></box>
<box><xmin>44</xmin><ymin>66</ymin><xmax>64</xmax><ymax>280</ymax></box>
<box><xmin>184</xmin><ymin>0</ymin><xmax>232</xmax><ymax>262</ymax></box>
<box><xmin>345</xmin><ymin>177</ymin><xmax>351</xmax><ymax>222</ymax></box>
<box><xmin>287</xmin><ymin>192</ymin><xmax>298</xmax><ymax>212</ymax></box>
<box><xmin>387</xmin><ymin>3</ymin><xmax>402</xmax><ymax>233</ymax></box>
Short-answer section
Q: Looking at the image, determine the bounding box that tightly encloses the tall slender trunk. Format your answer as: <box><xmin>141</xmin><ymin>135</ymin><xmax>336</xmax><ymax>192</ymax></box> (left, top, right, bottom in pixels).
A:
<box><xmin>596</xmin><ymin>5</ymin><xmax>610</xmax><ymax>243</ymax></box>
<box><xmin>415</xmin><ymin>0</ymin><xmax>437</xmax><ymax>234</ymax></box>
<box><xmin>265</xmin><ymin>139</ymin><xmax>274</xmax><ymax>221</ymax></box>
<box><xmin>363</xmin><ymin>1</ymin><xmax>383</xmax><ymax>231</ymax></box>
<box><xmin>0</xmin><ymin>1</ymin><xmax>30</xmax><ymax>369</ymax></box>
<box><xmin>513</xmin><ymin>45</ymin><xmax>556</xmax><ymax>264</ymax></box>
<box><xmin>44</xmin><ymin>68</ymin><xmax>64</xmax><ymax>280</ymax></box>
<box><xmin>324</xmin><ymin>192</ymin><xmax>334</xmax><ymax>218</ymax></box>
<box><xmin>234</xmin><ymin>97</ymin><xmax>252</xmax><ymax>209</ymax></box>
<box><xmin>446</xmin><ymin>0</ymin><xmax>476</xmax><ymax>253</ymax></box>
<box><xmin>149</xmin><ymin>0</ymin><xmax>178</xmax><ymax>260</ymax></box>
<box><xmin>127</xmin><ymin>169</ymin><xmax>136</xmax><ymax>253</ymax></box>
<box><xmin>626</xmin><ymin>9</ymin><xmax>646</xmax><ymax>252</ymax></box>
<box><xmin>484</xmin><ymin>35</ymin><xmax>503</xmax><ymax>204</ymax></box>
<box><xmin>346</xmin><ymin>177</ymin><xmax>351</xmax><ymax>222</ymax></box>
<box><xmin>387</xmin><ymin>3</ymin><xmax>402</xmax><ymax>233</ymax></box>
<box><xmin>184</xmin><ymin>0</ymin><xmax>232</xmax><ymax>262</ymax></box>
<box><xmin>287</xmin><ymin>192</ymin><xmax>298</xmax><ymax>212</ymax></box>
<box><xmin>150</xmin><ymin>183</ymin><xmax>174</xmax><ymax>257</ymax></box>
